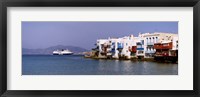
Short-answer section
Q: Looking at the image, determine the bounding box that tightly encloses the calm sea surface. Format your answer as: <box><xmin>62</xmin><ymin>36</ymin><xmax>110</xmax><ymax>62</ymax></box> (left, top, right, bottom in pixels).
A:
<box><xmin>22</xmin><ymin>55</ymin><xmax>178</xmax><ymax>75</ymax></box>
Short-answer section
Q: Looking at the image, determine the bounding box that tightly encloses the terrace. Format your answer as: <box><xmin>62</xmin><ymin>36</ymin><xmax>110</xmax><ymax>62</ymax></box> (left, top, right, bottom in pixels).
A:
<box><xmin>154</xmin><ymin>42</ymin><xmax>172</xmax><ymax>49</ymax></box>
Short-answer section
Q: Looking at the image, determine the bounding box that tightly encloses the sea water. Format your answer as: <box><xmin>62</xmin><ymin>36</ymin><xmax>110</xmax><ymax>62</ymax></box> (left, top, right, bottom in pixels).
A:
<box><xmin>22</xmin><ymin>55</ymin><xmax>178</xmax><ymax>75</ymax></box>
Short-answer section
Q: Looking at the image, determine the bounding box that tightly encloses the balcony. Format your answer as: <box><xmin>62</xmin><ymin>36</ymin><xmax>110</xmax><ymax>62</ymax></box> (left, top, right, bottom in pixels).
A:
<box><xmin>137</xmin><ymin>48</ymin><xmax>144</xmax><ymax>50</ymax></box>
<box><xmin>137</xmin><ymin>45</ymin><xmax>143</xmax><ymax>48</ymax></box>
<box><xmin>147</xmin><ymin>42</ymin><xmax>154</xmax><ymax>45</ymax></box>
<box><xmin>117</xmin><ymin>43</ymin><xmax>123</xmax><ymax>49</ymax></box>
<box><xmin>130</xmin><ymin>46</ymin><xmax>137</xmax><ymax>53</ymax></box>
<box><xmin>154</xmin><ymin>42</ymin><xmax>172</xmax><ymax>49</ymax></box>
<box><xmin>145</xmin><ymin>50</ymin><xmax>155</xmax><ymax>54</ymax></box>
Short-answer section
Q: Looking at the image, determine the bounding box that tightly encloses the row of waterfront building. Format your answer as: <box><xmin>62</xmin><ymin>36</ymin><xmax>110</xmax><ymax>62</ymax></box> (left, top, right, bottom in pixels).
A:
<box><xmin>85</xmin><ymin>32</ymin><xmax>178</xmax><ymax>61</ymax></box>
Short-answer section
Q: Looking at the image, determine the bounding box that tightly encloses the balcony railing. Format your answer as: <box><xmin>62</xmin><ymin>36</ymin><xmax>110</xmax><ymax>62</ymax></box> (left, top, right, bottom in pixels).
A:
<box><xmin>154</xmin><ymin>42</ymin><xmax>172</xmax><ymax>49</ymax></box>
<box><xmin>137</xmin><ymin>45</ymin><xmax>143</xmax><ymax>48</ymax></box>
<box><xmin>145</xmin><ymin>50</ymin><xmax>155</xmax><ymax>54</ymax></box>
<box><xmin>147</xmin><ymin>42</ymin><xmax>154</xmax><ymax>45</ymax></box>
<box><xmin>137</xmin><ymin>48</ymin><xmax>144</xmax><ymax>50</ymax></box>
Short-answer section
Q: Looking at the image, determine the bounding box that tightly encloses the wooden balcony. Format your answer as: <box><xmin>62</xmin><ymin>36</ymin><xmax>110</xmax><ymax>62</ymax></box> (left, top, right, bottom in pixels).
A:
<box><xmin>129</xmin><ymin>46</ymin><xmax>137</xmax><ymax>53</ymax></box>
<box><xmin>154</xmin><ymin>42</ymin><xmax>172</xmax><ymax>49</ymax></box>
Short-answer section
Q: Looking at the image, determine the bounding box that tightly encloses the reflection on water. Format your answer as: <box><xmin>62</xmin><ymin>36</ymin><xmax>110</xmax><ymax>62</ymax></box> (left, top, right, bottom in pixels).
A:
<box><xmin>22</xmin><ymin>55</ymin><xmax>178</xmax><ymax>75</ymax></box>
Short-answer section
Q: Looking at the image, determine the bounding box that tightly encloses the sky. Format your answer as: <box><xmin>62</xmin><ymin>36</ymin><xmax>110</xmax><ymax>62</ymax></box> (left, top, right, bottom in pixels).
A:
<box><xmin>22</xmin><ymin>22</ymin><xmax>178</xmax><ymax>50</ymax></box>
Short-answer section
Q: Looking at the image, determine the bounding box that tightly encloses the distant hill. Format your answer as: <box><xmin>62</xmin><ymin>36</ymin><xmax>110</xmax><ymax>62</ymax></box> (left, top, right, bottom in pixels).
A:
<box><xmin>22</xmin><ymin>45</ymin><xmax>89</xmax><ymax>55</ymax></box>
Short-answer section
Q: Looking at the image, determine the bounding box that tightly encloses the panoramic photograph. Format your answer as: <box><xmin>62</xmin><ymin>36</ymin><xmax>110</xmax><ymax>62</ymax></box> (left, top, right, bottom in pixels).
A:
<box><xmin>22</xmin><ymin>22</ymin><xmax>178</xmax><ymax>75</ymax></box>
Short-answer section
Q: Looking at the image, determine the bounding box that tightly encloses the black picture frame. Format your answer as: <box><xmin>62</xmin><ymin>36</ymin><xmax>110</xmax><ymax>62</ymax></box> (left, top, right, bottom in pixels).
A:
<box><xmin>0</xmin><ymin>0</ymin><xmax>199</xmax><ymax>97</ymax></box>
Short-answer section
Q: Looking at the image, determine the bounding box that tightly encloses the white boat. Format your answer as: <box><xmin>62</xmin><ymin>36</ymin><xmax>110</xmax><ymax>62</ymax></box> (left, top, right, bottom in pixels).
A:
<box><xmin>53</xmin><ymin>50</ymin><xmax>60</xmax><ymax>55</ymax></box>
<box><xmin>61</xmin><ymin>49</ymin><xmax>73</xmax><ymax>55</ymax></box>
<box><xmin>53</xmin><ymin>49</ymin><xmax>73</xmax><ymax>55</ymax></box>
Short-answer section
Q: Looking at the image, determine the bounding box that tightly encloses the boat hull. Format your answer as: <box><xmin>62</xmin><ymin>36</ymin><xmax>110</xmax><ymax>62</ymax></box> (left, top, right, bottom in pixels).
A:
<box><xmin>62</xmin><ymin>53</ymin><xmax>73</xmax><ymax>55</ymax></box>
<box><xmin>53</xmin><ymin>53</ymin><xmax>73</xmax><ymax>55</ymax></box>
<box><xmin>53</xmin><ymin>54</ymin><xmax>59</xmax><ymax>55</ymax></box>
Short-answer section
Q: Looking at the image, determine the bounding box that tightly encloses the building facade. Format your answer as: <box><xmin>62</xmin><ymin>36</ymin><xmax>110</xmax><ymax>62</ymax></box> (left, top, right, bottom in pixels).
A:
<box><xmin>93</xmin><ymin>32</ymin><xmax>178</xmax><ymax>60</ymax></box>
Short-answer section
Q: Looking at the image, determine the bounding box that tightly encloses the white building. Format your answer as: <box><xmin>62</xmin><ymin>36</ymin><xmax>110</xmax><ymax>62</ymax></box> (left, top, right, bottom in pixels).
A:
<box><xmin>96</xmin><ymin>39</ymin><xmax>109</xmax><ymax>58</ymax></box>
<box><xmin>117</xmin><ymin>35</ymin><xmax>136</xmax><ymax>59</ymax></box>
<box><xmin>134</xmin><ymin>36</ymin><xmax>145</xmax><ymax>58</ymax></box>
<box><xmin>108</xmin><ymin>38</ymin><xmax>120</xmax><ymax>58</ymax></box>
<box><xmin>95</xmin><ymin>35</ymin><xmax>136</xmax><ymax>59</ymax></box>
<box><xmin>141</xmin><ymin>32</ymin><xmax>178</xmax><ymax>58</ymax></box>
<box><xmin>94</xmin><ymin>32</ymin><xmax>178</xmax><ymax>59</ymax></box>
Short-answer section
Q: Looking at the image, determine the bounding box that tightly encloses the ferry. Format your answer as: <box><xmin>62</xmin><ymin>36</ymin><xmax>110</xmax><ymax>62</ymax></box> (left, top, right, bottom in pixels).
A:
<box><xmin>53</xmin><ymin>49</ymin><xmax>73</xmax><ymax>55</ymax></box>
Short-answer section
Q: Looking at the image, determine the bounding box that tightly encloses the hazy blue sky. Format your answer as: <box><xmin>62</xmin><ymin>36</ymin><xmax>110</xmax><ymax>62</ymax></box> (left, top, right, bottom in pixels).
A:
<box><xmin>22</xmin><ymin>22</ymin><xmax>178</xmax><ymax>50</ymax></box>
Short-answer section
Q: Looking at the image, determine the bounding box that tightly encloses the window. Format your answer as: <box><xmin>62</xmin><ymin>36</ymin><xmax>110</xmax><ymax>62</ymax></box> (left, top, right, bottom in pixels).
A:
<box><xmin>141</xmin><ymin>40</ymin><xmax>144</xmax><ymax>45</ymax></box>
<box><xmin>112</xmin><ymin>42</ymin><xmax>115</xmax><ymax>45</ymax></box>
